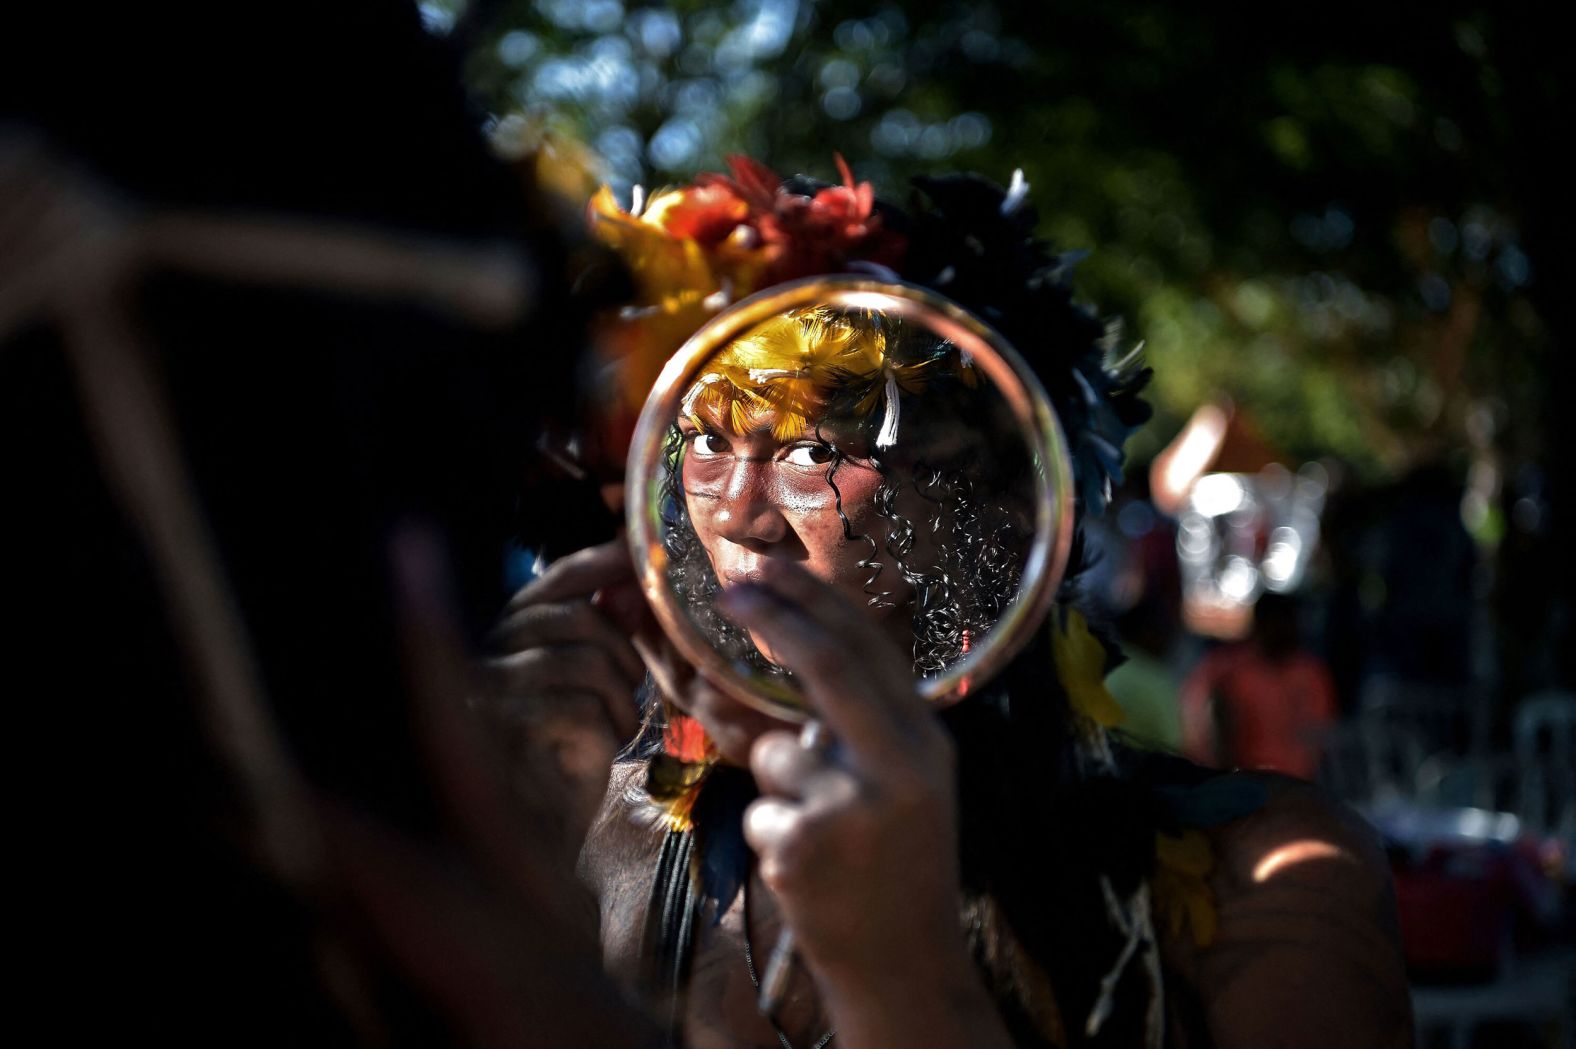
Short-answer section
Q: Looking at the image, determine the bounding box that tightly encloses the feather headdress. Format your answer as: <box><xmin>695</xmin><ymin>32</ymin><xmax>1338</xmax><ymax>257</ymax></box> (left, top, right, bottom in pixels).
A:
<box><xmin>589</xmin><ymin>156</ymin><xmax>1149</xmax><ymax>517</ymax></box>
<box><xmin>589</xmin><ymin>155</ymin><xmax>1154</xmax><ymax>830</ymax></box>
<box><xmin>681</xmin><ymin>306</ymin><xmax>953</xmax><ymax>449</ymax></box>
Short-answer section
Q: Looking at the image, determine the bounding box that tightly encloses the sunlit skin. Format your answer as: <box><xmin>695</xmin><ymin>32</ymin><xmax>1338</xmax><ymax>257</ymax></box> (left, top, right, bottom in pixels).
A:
<box><xmin>678</xmin><ymin>406</ymin><xmax>913</xmax><ymax>656</ymax></box>
<box><xmin>669</xmin><ymin>398</ymin><xmax>920</xmax><ymax>763</ymax></box>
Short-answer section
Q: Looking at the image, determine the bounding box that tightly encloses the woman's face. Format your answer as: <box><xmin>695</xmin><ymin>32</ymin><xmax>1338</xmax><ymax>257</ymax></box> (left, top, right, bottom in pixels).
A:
<box><xmin>677</xmin><ymin>402</ymin><xmax>907</xmax><ymax>665</ymax></box>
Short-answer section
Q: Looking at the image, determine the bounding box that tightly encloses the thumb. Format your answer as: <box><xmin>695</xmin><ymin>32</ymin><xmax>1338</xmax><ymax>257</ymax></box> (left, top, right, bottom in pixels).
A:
<box><xmin>592</xmin><ymin>577</ymin><xmax>654</xmax><ymax>637</ymax></box>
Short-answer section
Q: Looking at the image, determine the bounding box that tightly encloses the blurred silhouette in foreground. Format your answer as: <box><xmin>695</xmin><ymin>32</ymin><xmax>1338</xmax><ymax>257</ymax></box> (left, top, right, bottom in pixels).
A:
<box><xmin>4</xmin><ymin>4</ymin><xmax>650</xmax><ymax>1044</ymax></box>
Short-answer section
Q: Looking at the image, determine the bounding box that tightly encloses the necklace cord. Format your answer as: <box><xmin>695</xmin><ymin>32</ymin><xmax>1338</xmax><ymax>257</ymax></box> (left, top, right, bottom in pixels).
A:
<box><xmin>742</xmin><ymin>872</ymin><xmax>836</xmax><ymax>1049</ymax></box>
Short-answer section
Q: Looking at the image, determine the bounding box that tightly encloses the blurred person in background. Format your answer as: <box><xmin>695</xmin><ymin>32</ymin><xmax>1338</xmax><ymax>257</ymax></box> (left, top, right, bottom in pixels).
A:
<box><xmin>1099</xmin><ymin>491</ymin><xmax>1187</xmax><ymax>753</ymax></box>
<box><xmin>1107</xmin><ymin>594</ymin><xmax>1186</xmax><ymax>753</ymax></box>
<box><xmin>1180</xmin><ymin>592</ymin><xmax>1339</xmax><ymax>778</ymax></box>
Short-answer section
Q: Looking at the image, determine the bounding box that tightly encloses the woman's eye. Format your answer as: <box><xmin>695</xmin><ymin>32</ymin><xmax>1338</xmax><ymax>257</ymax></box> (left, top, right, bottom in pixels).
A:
<box><xmin>689</xmin><ymin>432</ymin><xmax>729</xmax><ymax>457</ymax></box>
<box><xmin>783</xmin><ymin>443</ymin><xmax>835</xmax><ymax>467</ymax></box>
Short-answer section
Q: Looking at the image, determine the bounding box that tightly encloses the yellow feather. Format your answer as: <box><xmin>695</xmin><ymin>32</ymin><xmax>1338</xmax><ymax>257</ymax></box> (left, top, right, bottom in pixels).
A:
<box><xmin>1052</xmin><ymin>607</ymin><xmax>1126</xmax><ymax>729</ymax></box>
<box><xmin>685</xmin><ymin>307</ymin><xmax>967</xmax><ymax>444</ymax></box>
<box><xmin>1152</xmin><ymin>830</ymin><xmax>1218</xmax><ymax>947</ymax></box>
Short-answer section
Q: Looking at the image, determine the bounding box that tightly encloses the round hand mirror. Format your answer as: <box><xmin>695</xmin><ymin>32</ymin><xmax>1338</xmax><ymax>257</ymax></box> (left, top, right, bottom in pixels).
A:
<box><xmin>625</xmin><ymin>276</ymin><xmax>1076</xmax><ymax>721</ymax></box>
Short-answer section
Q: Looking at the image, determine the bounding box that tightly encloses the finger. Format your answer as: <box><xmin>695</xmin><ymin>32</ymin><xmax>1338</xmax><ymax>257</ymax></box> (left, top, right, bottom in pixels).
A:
<box><xmin>629</xmin><ymin>630</ymin><xmax>701</xmax><ymax>705</ymax></box>
<box><xmin>757</xmin><ymin>559</ymin><xmax>916</xmax><ymax>688</ymax></box>
<box><xmin>742</xmin><ymin>796</ymin><xmax>802</xmax><ymax>857</ymax></box>
<box><xmin>484</xmin><ymin>644</ymin><xmax>641</xmax><ymax>738</ymax></box>
<box><xmin>750</xmin><ymin>729</ymin><xmax>839</xmax><ymax>800</ymax></box>
<box><xmin>388</xmin><ymin>525</ymin><xmax>589</xmax><ymax>877</ymax></box>
<box><xmin>486</xmin><ymin>642</ymin><xmax>640</xmax><ymax>700</ymax></box>
<box><xmin>718</xmin><ymin>583</ymin><xmax>914</xmax><ymax>761</ymax></box>
<box><xmin>488</xmin><ymin>600</ymin><xmax>646</xmax><ymax>687</ymax></box>
<box><xmin>592</xmin><ymin>576</ymin><xmax>656</xmax><ymax>638</ymax></box>
<box><xmin>0</xmin><ymin>163</ymin><xmax>57</xmax><ymax>248</ymax></box>
<box><xmin>505</xmin><ymin>541</ymin><xmax>633</xmax><ymax>610</ymax></box>
<box><xmin>743</xmin><ymin>796</ymin><xmax>847</xmax><ymax>894</ymax></box>
<box><xmin>482</xmin><ymin>688</ymin><xmax>607</xmax><ymax>730</ymax></box>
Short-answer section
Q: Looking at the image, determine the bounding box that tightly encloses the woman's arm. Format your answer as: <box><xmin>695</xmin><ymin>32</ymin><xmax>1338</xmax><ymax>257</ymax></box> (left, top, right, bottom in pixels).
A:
<box><xmin>1175</xmin><ymin>777</ymin><xmax>1413</xmax><ymax>1049</ymax></box>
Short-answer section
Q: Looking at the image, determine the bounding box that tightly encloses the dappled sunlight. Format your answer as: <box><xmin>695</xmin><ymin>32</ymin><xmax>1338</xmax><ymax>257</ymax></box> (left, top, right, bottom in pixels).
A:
<box><xmin>1252</xmin><ymin>838</ymin><xmax>1357</xmax><ymax>884</ymax></box>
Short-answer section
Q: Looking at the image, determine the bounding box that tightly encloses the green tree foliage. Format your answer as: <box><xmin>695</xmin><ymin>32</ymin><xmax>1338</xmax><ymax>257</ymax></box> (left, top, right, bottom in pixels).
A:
<box><xmin>433</xmin><ymin>0</ymin><xmax>1560</xmax><ymax>485</ymax></box>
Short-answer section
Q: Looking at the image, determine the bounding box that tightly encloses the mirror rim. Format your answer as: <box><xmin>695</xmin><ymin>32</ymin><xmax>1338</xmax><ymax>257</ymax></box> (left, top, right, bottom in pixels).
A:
<box><xmin>624</xmin><ymin>275</ymin><xmax>1075</xmax><ymax>722</ymax></box>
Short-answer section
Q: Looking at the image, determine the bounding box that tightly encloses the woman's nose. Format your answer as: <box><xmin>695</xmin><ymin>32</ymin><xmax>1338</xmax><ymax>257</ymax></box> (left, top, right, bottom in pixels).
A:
<box><xmin>712</xmin><ymin>460</ymin><xmax>789</xmax><ymax>544</ymax></box>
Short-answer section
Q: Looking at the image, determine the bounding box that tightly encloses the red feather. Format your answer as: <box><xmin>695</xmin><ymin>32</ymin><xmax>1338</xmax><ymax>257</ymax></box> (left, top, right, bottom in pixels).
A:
<box><xmin>725</xmin><ymin>154</ymin><xmax>784</xmax><ymax>210</ymax></box>
<box><xmin>834</xmin><ymin>152</ymin><xmax>855</xmax><ymax>190</ymax></box>
<box><xmin>663</xmin><ymin>712</ymin><xmax>712</xmax><ymax>763</ymax></box>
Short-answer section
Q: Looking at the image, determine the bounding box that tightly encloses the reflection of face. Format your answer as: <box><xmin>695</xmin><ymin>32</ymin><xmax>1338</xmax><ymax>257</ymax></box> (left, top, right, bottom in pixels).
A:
<box><xmin>678</xmin><ymin>403</ymin><xmax>908</xmax><ymax>664</ymax></box>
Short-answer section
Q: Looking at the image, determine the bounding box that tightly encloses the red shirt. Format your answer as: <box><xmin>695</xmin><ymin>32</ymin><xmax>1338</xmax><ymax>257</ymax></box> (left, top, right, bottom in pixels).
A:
<box><xmin>1181</xmin><ymin>643</ymin><xmax>1337</xmax><ymax>779</ymax></box>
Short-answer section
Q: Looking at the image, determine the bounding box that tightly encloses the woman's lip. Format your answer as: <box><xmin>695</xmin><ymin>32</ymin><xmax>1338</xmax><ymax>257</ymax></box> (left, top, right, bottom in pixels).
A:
<box><xmin>718</xmin><ymin>555</ymin><xmax>768</xmax><ymax>587</ymax></box>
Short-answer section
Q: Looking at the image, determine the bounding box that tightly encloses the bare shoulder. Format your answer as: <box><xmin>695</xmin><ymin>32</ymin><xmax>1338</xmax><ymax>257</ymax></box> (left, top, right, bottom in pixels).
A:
<box><xmin>1166</xmin><ymin>773</ymin><xmax>1413</xmax><ymax>1049</ymax></box>
<box><xmin>1209</xmin><ymin>774</ymin><xmax>1390</xmax><ymax>891</ymax></box>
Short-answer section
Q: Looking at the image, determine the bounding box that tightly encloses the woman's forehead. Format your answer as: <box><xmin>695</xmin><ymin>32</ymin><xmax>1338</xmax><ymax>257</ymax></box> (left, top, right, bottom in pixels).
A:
<box><xmin>681</xmin><ymin>393</ymin><xmax>754</xmax><ymax>432</ymax></box>
<box><xmin>687</xmin><ymin>393</ymin><xmax>875</xmax><ymax>445</ymax></box>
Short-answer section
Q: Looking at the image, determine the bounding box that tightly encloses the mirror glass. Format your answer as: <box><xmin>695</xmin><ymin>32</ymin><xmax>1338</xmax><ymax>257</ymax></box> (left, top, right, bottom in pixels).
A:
<box><xmin>626</xmin><ymin>277</ymin><xmax>1075</xmax><ymax>720</ymax></box>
